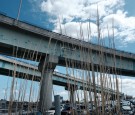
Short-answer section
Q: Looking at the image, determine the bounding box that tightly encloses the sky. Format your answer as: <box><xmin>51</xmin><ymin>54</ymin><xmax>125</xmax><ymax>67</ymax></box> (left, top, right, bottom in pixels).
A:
<box><xmin>0</xmin><ymin>0</ymin><xmax>135</xmax><ymax>101</ymax></box>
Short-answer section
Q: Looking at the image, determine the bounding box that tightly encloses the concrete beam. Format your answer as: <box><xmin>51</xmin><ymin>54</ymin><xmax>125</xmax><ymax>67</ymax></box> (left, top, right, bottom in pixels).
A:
<box><xmin>0</xmin><ymin>14</ymin><xmax>135</xmax><ymax>76</ymax></box>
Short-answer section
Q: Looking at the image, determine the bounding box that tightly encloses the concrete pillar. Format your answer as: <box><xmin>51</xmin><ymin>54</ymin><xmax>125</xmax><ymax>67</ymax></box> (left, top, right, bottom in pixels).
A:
<box><xmin>54</xmin><ymin>95</ymin><xmax>61</xmax><ymax>115</ymax></box>
<box><xmin>38</xmin><ymin>55</ymin><xmax>58</xmax><ymax>114</ymax></box>
<box><xmin>39</xmin><ymin>70</ymin><xmax>53</xmax><ymax>112</ymax></box>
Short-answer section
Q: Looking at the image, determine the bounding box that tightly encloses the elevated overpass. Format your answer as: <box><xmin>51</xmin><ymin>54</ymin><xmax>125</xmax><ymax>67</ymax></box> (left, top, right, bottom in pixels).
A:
<box><xmin>0</xmin><ymin>14</ymin><xmax>135</xmax><ymax>76</ymax></box>
<box><xmin>0</xmin><ymin>14</ymin><xmax>130</xmax><ymax>112</ymax></box>
<box><xmin>0</xmin><ymin>55</ymin><xmax>120</xmax><ymax>95</ymax></box>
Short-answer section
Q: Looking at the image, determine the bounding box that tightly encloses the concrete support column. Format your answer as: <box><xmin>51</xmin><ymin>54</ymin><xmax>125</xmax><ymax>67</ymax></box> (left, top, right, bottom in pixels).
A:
<box><xmin>38</xmin><ymin>55</ymin><xmax>58</xmax><ymax>114</ymax></box>
<box><xmin>39</xmin><ymin>70</ymin><xmax>53</xmax><ymax>112</ymax></box>
<box><xmin>54</xmin><ymin>95</ymin><xmax>61</xmax><ymax>115</ymax></box>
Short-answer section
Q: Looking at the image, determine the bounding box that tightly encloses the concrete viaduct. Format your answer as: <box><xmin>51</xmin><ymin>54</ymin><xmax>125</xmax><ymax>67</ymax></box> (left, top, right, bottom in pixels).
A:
<box><xmin>0</xmin><ymin>14</ymin><xmax>134</xmax><ymax>112</ymax></box>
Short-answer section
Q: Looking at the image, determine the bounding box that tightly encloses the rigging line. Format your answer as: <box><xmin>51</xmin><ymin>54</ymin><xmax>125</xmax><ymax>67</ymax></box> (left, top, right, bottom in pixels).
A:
<box><xmin>27</xmin><ymin>39</ymin><xmax>43</xmax><ymax>111</ymax></box>
<box><xmin>8</xmin><ymin>38</ymin><xmax>20</xmax><ymax>114</ymax></box>
<box><xmin>17</xmin><ymin>0</ymin><xmax>22</xmax><ymax>20</ymax></box>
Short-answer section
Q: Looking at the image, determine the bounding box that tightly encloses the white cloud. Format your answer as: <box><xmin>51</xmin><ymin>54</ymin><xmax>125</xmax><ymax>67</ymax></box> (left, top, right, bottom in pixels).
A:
<box><xmin>39</xmin><ymin>0</ymin><xmax>135</xmax><ymax>44</ymax></box>
<box><xmin>120</xmin><ymin>78</ymin><xmax>135</xmax><ymax>97</ymax></box>
<box><xmin>54</xmin><ymin>21</ymin><xmax>97</xmax><ymax>40</ymax></box>
<box><xmin>59</xmin><ymin>91</ymin><xmax>68</xmax><ymax>96</ymax></box>
<box><xmin>102</xmin><ymin>10</ymin><xmax>135</xmax><ymax>43</ymax></box>
<box><xmin>40</xmin><ymin>0</ymin><xmax>124</xmax><ymax>21</ymax></box>
<box><xmin>91</xmin><ymin>74</ymin><xmax>135</xmax><ymax>97</ymax></box>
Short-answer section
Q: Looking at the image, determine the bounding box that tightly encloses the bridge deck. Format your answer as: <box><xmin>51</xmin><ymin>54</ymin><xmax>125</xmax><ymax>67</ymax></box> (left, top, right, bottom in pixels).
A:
<box><xmin>0</xmin><ymin>14</ymin><xmax>135</xmax><ymax>76</ymax></box>
<box><xmin>0</xmin><ymin>55</ymin><xmax>121</xmax><ymax>95</ymax></box>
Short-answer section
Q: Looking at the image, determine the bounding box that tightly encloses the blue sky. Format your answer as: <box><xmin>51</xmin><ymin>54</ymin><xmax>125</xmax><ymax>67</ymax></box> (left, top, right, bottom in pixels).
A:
<box><xmin>0</xmin><ymin>0</ymin><xmax>135</xmax><ymax>101</ymax></box>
